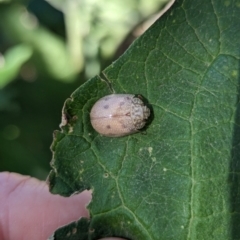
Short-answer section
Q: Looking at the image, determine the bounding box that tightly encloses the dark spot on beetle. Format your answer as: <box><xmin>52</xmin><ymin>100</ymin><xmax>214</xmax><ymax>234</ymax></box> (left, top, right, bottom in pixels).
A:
<box><xmin>106</xmin><ymin>125</ymin><xmax>111</xmax><ymax>129</ymax></box>
<box><xmin>104</xmin><ymin>105</ymin><xmax>109</xmax><ymax>109</ymax></box>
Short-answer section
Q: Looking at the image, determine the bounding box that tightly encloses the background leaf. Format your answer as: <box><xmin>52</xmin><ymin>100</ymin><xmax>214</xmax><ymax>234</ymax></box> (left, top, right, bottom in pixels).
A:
<box><xmin>0</xmin><ymin>5</ymin><xmax>77</xmax><ymax>81</ymax></box>
<box><xmin>49</xmin><ymin>0</ymin><xmax>240</xmax><ymax>239</ymax></box>
<box><xmin>0</xmin><ymin>44</ymin><xmax>32</xmax><ymax>89</ymax></box>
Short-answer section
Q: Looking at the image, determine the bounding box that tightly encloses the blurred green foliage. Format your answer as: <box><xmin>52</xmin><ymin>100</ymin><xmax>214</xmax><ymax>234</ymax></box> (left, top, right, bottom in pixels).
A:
<box><xmin>0</xmin><ymin>0</ymin><xmax>169</xmax><ymax>179</ymax></box>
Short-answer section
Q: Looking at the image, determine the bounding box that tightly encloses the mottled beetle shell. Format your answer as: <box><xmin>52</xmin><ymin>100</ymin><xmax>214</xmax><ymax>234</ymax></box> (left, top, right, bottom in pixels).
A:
<box><xmin>90</xmin><ymin>94</ymin><xmax>150</xmax><ymax>137</ymax></box>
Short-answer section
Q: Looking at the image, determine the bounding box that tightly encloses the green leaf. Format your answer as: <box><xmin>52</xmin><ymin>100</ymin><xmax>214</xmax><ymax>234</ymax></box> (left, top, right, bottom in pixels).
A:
<box><xmin>0</xmin><ymin>44</ymin><xmax>32</xmax><ymax>89</ymax></box>
<box><xmin>48</xmin><ymin>0</ymin><xmax>240</xmax><ymax>239</ymax></box>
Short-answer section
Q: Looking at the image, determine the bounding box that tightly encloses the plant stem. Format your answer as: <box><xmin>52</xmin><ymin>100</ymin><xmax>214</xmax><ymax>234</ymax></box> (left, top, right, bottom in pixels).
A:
<box><xmin>64</xmin><ymin>1</ymin><xmax>84</xmax><ymax>74</ymax></box>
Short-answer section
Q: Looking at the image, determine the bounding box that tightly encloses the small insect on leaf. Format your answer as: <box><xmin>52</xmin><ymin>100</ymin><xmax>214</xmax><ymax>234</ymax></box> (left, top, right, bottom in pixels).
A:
<box><xmin>90</xmin><ymin>94</ymin><xmax>150</xmax><ymax>137</ymax></box>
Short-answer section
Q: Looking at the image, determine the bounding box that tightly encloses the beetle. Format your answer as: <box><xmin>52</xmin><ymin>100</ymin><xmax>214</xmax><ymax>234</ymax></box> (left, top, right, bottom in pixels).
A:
<box><xmin>90</xmin><ymin>94</ymin><xmax>150</xmax><ymax>137</ymax></box>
